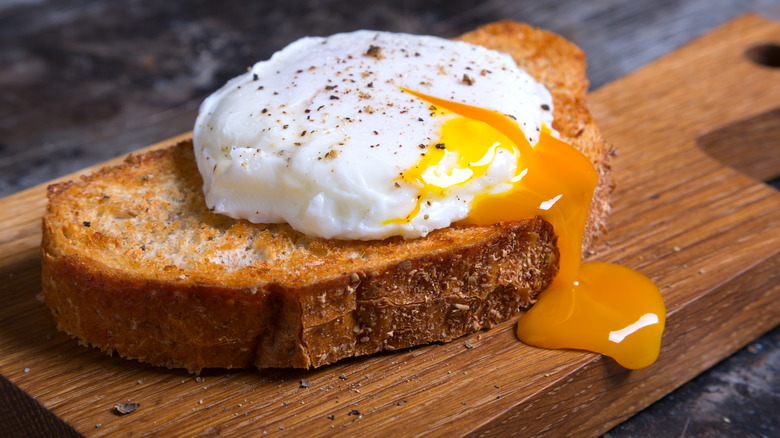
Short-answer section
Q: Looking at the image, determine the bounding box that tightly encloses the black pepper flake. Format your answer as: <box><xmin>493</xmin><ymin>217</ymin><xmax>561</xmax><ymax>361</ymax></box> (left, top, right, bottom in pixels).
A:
<box><xmin>317</xmin><ymin>105</ymin><xmax>325</xmax><ymax>111</ymax></box>
<box><xmin>364</xmin><ymin>45</ymin><xmax>383</xmax><ymax>59</ymax></box>
<box><xmin>418</xmin><ymin>143</ymin><xmax>426</xmax><ymax>149</ymax></box>
<box><xmin>417</xmin><ymin>117</ymin><xmax>424</xmax><ymax>122</ymax></box>
<box><xmin>257</xmin><ymin>85</ymin><xmax>264</xmax><ymax>90</ymax></box>
<box><xmin>367</xmin><ymin>81</ymin><xmax>374</xmax><ymax>88</ymax></box>
<box><xmin>300</xmin><ymin>130</ymin><xmax>307</xmax><ymax>137</ymax></box>
<box><xmin>282</xmin><ymin>124</ymin><xmax>289</xmax><ymax>129</ymax></box>
<box><xmin>435</xmin><ymin>143</ymin><xmax>446</xmax><ymax>149</ymax></box>
<box><xmin>327</xmin><ymin>415</ymin><xmax>335</xmax><ymax>420</ymax></box>
<box><xmin>261</xmin><ymin>108</ymin><xmax>268</xmax><ymax>114</ymax></box>
<box><xmin>299</xmin><ymin>380</ymin><xmax>311</xmax><ymax>389</ymax></box>
<box><xmin>540</xmin><ymin>104</ymin><xmax>550</xmax><ymax>111</ymax></box>
<box><xmin>325</xmin><ymin>85</ymin><xmax>338</xmax><ymax>90</ymax></box>
<box><xmin>82</xmin><ymin>221</ymin><xmax>91</xmax><ymax>227</ymax></box>
<box><xmin>112</xmin><ymin>402</ymin><xmax>140</xmax><ymax>415</ymax></box>
<box><xmin>348</xmin><ymin>409</ymin><xmax>361</xmax><ymax>416</ymax></box>
<box><xmin>252</xmin><ymin>73</ymin><xmax>258</xmax><ymax>81</ymax></box>
<box><xmin>330</xmin><ymin>95</ymin><xmax>340</xmax><ymax>100</ymax></box>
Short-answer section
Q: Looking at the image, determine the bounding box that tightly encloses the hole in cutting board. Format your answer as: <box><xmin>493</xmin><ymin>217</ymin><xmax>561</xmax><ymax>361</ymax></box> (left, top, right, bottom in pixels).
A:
<box><xmin>697</xmin><ymin>107</ymin><xmax>780</xmax><ymax>190</ymax></box>
<box><xmin>745</xmin><ymin>43</ymin><xmax>780</xmax><ymax>67</ymax></box>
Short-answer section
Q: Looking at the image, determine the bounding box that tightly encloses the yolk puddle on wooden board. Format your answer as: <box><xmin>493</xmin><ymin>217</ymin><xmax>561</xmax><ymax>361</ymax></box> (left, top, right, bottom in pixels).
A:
<box><xmin>401</xmin><ymin>88</ymin><xmax>665</xmax><ymax>369</ymax></box>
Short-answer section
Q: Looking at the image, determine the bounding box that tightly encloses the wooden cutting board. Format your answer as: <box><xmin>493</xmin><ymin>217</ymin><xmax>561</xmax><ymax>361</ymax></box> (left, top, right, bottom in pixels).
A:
<box><xmin>1</xmin><ymin>14</ymin><xmax>778</xmax><ymax>437</ymax></box>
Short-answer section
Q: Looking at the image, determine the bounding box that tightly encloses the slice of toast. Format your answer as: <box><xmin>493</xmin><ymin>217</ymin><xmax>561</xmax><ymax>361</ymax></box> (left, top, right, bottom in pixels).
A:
<box><xmin>40</xmin><ymin>21</ymin><xmax>612</xmax><ymax>372</ymax></box>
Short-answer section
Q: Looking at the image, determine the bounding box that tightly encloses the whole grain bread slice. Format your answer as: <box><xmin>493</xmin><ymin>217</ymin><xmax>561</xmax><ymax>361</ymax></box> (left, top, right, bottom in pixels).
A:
<box><xmin>40</xmin><ymin>21</ymin><xmax>612</xmax><ymax>372</ymax></box>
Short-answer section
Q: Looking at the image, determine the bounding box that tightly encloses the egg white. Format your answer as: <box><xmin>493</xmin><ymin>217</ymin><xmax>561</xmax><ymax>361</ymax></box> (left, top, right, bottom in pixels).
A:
<box><xmin>193</xmin><ymin>30</ymin><xmax>554</xmax><ymax>240</ymax></box>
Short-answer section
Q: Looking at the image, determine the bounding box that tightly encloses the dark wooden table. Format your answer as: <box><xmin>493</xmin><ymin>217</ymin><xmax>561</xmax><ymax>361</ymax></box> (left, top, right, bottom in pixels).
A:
<box><xmin>1</xmin><ymin>1</ymin><xmax>778</xmax><ymax>436</ymax></box>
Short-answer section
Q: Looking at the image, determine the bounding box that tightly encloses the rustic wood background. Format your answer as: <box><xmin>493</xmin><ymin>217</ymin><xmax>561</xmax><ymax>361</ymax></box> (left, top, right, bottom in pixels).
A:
<box><xmin>1</xmin><ymin>1</ymin><xmax>779</xmax><ymax>437</ymax></box>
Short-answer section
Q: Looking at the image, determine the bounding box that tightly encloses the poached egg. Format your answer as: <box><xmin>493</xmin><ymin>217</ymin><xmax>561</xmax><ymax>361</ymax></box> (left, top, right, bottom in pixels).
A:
<box><xmin>193</xmin><ymin>30</ymin><xmax>553</xmax><ymax>240</ymax></box>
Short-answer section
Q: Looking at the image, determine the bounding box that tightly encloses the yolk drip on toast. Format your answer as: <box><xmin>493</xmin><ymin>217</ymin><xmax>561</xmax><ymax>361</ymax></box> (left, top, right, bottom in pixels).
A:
<box><xmin>401</xmin><ymin>88</ymin><xmax>665</xmax><ymax>369</ymax></box>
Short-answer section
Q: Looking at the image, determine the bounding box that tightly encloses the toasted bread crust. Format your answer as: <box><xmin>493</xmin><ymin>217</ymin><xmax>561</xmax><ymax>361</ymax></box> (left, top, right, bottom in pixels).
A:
<box><xmin>40</xmin><ymin>22</ymin><xmax>609</xmax><ymax>372</ymax></box>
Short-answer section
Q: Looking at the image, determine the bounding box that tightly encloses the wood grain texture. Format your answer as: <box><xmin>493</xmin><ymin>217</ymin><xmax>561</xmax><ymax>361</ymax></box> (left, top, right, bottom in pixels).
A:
<box><xmin>0</xmin><ymin>15</ymin><xmax>778</xmax><ymax>437</ymax></box>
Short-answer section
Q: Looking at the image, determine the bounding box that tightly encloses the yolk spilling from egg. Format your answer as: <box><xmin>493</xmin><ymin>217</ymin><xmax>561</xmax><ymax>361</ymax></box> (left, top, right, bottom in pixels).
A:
<box><xmin>392</xmin><ymin>116</ymin><xmax>521</xmax><ymax>223</ymax></box>
<box><xmin>399</xmin><ymin>88</ymin><xmax>665</xmax><ymax>369</ymax></box>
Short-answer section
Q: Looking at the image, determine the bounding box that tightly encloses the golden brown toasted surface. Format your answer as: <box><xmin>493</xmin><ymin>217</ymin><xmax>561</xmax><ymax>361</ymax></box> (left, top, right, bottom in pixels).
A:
<box><xmin>40</xmin><ymin>21</ymin><xmax>610</xmax><ymax>372</ymax></box>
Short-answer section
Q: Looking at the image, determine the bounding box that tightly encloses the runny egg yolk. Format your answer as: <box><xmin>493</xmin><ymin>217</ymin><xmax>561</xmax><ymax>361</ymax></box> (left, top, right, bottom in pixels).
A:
<box><xmin>399</xmin><ymin>88</ymin><xmax>665</xmax><ymax>369</ymax></box>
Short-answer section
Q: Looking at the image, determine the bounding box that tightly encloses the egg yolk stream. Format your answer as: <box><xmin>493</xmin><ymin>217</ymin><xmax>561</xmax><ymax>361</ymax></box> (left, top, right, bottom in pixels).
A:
<box><xmin>401</xmin><ymin>88</ymin><xmax>665</xmax><ymax>369</ymax></box>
